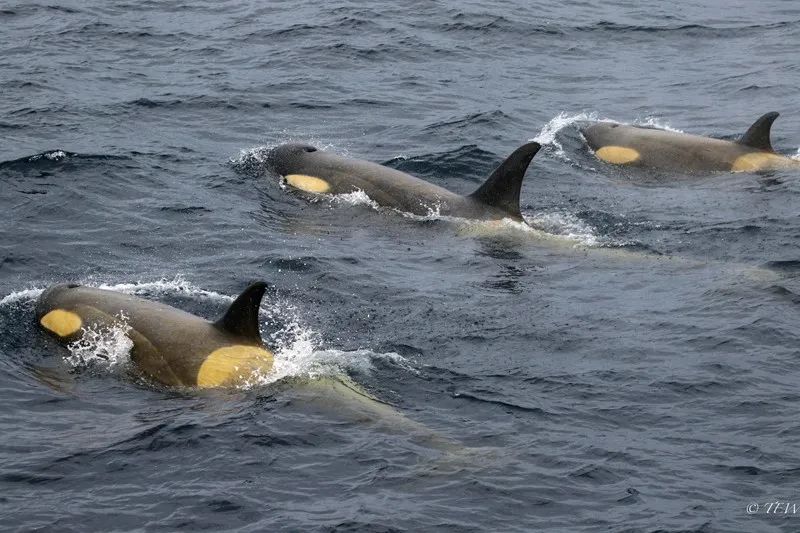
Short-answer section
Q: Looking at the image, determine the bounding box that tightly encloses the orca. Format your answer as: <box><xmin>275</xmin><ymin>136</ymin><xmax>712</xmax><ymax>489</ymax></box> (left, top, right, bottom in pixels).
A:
<box><xmin>36</xmin><ymin>282</ymin><xmax>272</xmax><ymax>388</ymax></box>
<box><xmin>265</xmin><ymin>142</ymin><xmax>542</xmax><ymax>221</ymax></box>
<box><xmin>35</xmin><ymin>282</ymin><xmax>466</xmax><ymax>454</ymax></box>
<box><xmin>581</xmin><ymin>112</ymin><xmax>800</xmax><ymax>173</ymax></box>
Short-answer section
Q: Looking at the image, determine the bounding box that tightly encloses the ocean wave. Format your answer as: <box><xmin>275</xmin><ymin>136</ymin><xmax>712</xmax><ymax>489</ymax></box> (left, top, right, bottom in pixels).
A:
<box><xmin>0</xmin><ymin>151</ymin><xmax>129</xmax><ymax>172</ymax></box>
<box><xmin>0</xmin><ymin>150</ymin><xmax>76</xmax><ymax>169</ymax></box>
<box><xmin>388</xmin><ymin>144</ymin><xmax>496</xmax><ymax>179</ymax></box>
<box><xmin>422</xmin><ymin>110</ymin><xmax>512</xmax><ymax>133</ymax></box>
<box><xmin>259</xmin><ymin>16</ymin><xmax>383</xmax><ymax>39</ymax></box>
<box><xmin>531</xmin><ymin>111</ymin><xmax>601</xmax><ymax>162</ymax></box>
<box><xmin>0</xmin><ymin>287</ymin><xmax>45</xmax><ymax>306</ymax></box>
<box><xmin>575</xmin><ymin>19</ymin><xmax>800</xmax><ymax>34</ymax></box>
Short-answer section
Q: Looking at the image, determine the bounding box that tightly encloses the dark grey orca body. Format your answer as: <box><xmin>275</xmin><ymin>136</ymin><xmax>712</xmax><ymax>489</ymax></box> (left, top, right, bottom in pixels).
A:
<box><xmin>581</xmin><ymin>112</ymin><xmax>800</xmax><ymax>173</ymax></box>
<box><xmin>265</xmin><ymin>142</ymin><xmax>541</xmax><ymax>221</ymax></box>
<box><xmin>36</xmin><ymin>282</ymin><xmax>272</xmax><ymax>388</ymax></box>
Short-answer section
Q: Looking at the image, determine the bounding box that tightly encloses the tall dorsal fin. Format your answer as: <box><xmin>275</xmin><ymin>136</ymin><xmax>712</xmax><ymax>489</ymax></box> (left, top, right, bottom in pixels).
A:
<box><xmin>738</xmin><ymin>112</ymin><xmax>779</xmax><ymax>152</ymax></box>
<box><xmin>468</xmin><ymin>142</ymin><xmax>541</xmax><ymax>220</ymax></box>
<box><xmin>214</xmin><ymin>282</ymin><xmax>267</xmax><ymax>343</ymax></box>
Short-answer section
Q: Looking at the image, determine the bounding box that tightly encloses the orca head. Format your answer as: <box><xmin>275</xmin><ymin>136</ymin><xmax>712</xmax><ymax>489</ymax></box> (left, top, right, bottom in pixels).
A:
<box><xmin>580</xmin><ymin>122</ymin><xmax>620</xmax><ymax>150</ymax></box>
<box><xmin>265</xmin><ymin>143</ymin><xmax>319</xmax><ymax>176</ymax></box>
<box><xmin>36</xmin><ymin>283</ymin><xmax>81</xmax><ymax>315</ymax></box>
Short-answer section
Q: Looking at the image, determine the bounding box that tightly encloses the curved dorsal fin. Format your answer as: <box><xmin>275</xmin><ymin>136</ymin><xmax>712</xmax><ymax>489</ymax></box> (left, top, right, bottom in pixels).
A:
<box><xmin>214</xmin><ymin>282</ymin><xmax>267</xmax><ymax>343</ymax></box>
<box><xmin>738</xmin><ymin>112</ymin><xmax>779</xmax><ymax>152</ymax></box>
<box><xmin>468</xmin><ymin>142</ymin><xmax>541</xmax><ymax>220</ymax></box>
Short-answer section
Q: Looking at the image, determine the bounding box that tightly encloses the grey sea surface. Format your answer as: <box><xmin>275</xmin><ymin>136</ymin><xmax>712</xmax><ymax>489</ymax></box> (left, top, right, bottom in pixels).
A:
<box><xmin>2</xmin><ymin>1</ymin><xmax>800</xmax><ymax>531</ymax></box>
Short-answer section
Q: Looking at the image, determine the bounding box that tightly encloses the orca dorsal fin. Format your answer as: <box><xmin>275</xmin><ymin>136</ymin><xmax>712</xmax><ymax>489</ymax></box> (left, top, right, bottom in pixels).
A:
<box><xmin>738</xmin><ymin>112</ymin><xmax>779</xmax><ymax>152</ymax></box>
<box><xmin>214</xmin><ymin>282</ymin><xmax>268</xmax><ymax>343</ymax></box>
<box><xmin>469</xmin><ymin>142</ymin><xmax>541</xmax><ymax>220</ymax></box>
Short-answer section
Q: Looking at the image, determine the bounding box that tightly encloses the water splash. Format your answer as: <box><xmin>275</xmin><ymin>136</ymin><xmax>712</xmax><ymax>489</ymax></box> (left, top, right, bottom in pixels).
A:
<box><xmin>0</xmin><ymin>276</ymin><xmax>228</xmax><ymax>309</ymax></box>
<box><xmin>525</xmin><ymin>210</ymin><xmax>600</xmax><ymax>246</ymax></box>
<box><xmin>313</xmin><ymin>187</ymin><xmax>607</xmax><ymax>247</ymax></box>
<box><xmin>277</xmin><ymin>177</ymin><xmax>382</xmax><ymax>211</ymax></box>
<box><xmin>635</xmin><ymin>115</ymin><xmax>684</xmax><ymax>133</ymax></box>
<box><xmin>530</xmin><ymin>111</ymin><xmax>601</xmax><ymax>161</ymax></box>
<box><xmin>450</xmin><ymin>214</ymin><xmax>602</xmax><ymax>247</ymax></box>
<box><xmin>229</xmin><ymin>135</ymin><xmax>346</xmax><ymax>175</ymax></box>
<box><xmin>242</xmin><ymin>301</ymin><xmax>416</xmax><ymax>388</ymax></box>
<box><xmin>0</xmin><ymin>287</ymin><xmax>45</xmax><ymax>306</ymax></box>
<box><xmin>94</xmin><ymin>275</ymin><xmax>231</xmax><ymax>304</ymax></box>
<box><xmin>328</xmin><ymin>190</ymin><xmax>380</xmax><ymax>209</ymax></box>
<box><xmin>532</xmin><ymin>111</ymin><xmax>597</xmax><ymax>144</ymax></box>
<box><xmin>229</xmin><ymin>145</ymin><xmax>271</xmax><ymax>170</ymax></box>
<box><xmin>396</xmin><ymin>201</ymin><xmax>445</xmax><ymax>221</ymax></box>
<box><xmin>30</xmin><ymin>150</ymin><xmax>70</xmax><ymax>161</ymax></box>
<box><xmin>65</xmin><ymin>314</ymin><xmax>133</xmax><ymax>371</ymax></box>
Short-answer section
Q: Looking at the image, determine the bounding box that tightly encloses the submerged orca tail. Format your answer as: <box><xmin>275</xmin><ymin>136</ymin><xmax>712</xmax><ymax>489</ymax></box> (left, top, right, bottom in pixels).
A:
<box><xmin>214</xmin><ymin>282</ymin><xmax>268</xmax><ymax>344</ymax></box>
<box><xmin>469</xmin><ymin>142</ymin><xmax>541</xmax><ymax>220</ymax></box>
<box><xmin>738</xmin><ymin>111</ymin><xmax>779</xmax><ymax>152</ymax></box>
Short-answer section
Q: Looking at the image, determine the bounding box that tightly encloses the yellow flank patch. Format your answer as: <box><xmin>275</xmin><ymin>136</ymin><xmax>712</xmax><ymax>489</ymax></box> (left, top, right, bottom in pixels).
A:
<box><xmin>595</xmin><ymin>146</ymin><xmax>641</xmax><ymax>165</ymax></box>
<box><xmin>285</xmin><ymin>174</ymin><xmax>331</xmax><ymax>193</ymax></box>
<box><xmin>40</xmin><ymin>309</ymin><xmax>83</xmax><ymax>337</ymax></box>
<box><xmin>196</xmin><ymin>345</ymin><xmax>274</xmax><ymax>388</ymax></box>
<box><xmin>731</xmin><ymin>152</ymin><xmax>794</xmax><ymax>172</ymax></box>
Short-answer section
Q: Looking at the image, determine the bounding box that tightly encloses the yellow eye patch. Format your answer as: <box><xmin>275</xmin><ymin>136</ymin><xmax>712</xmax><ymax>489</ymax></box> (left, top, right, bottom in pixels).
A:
<box><xmin>595</xmin><ymin>146</ymin><xmax>641</xmax><ymax>165</ymax></box>
<box><xmin>40</xmin><ymin>309</ymin><xmax>83</xmax><ymax>337</ymax></box>
<box><xmin>285</xmin><ymin>174</ymin><xmax>331</xmax><ymax>193</ymax></box>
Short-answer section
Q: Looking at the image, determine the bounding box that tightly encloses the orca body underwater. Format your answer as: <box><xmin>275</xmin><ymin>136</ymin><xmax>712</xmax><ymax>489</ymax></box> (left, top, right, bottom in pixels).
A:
<box><xmin>265</xmin><ymin>142</ymin><xmax>542</xmax><ymax>222</ymax></box>
<box><xmin>36</xmin><ymin>282</ymin><xmax>272</xmax><ymax>388</ymax></box>
<box><xmin>581</xmin><ymin>112</ymin><xmax>800</xmax><ymax>173</ymax></box>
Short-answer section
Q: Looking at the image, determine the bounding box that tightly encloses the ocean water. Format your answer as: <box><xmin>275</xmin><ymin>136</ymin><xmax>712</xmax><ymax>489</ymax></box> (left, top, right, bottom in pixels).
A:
<box><xmin>2</xmin><ymin>1</ymin><xmax>800</xmax><ymax>531</ymax></box>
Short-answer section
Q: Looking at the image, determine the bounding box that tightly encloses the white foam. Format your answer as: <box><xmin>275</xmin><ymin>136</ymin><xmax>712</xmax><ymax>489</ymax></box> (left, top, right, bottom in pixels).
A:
<box><xmin>447</xmin><ymin>214</ymin><xmax>600</xmax><ymax>247</ymax></box>
<box><xmin>395</xmin><ymin>200</ymin><xmax>447</xmax><ymax>221</ymax></box>
<box><xmin>254</xmin><ymin>306</ymin><xmax>414</xmax><ymax>385</ymax></box>
<box><xmin>276</xmin><ymin>178</ymin><xmax>382</xmax><ymax>210</ymax></box>
<box><xmin>0</xmin><ymin>287</ymin><xmax>44</xmax><ymax>306</ymax></box>
<box><xmin>229</xmin><ymin>145</ymin><xmax>271</xmax><ymax>167</ymax></box>
<box><xmin>525</xmin><ymin>210</ymin><xmax>600</xmax><ymax>246</ymax></box>
<box><xmin>0</xmin><ymin>276</ymin><xmax>230</xmax><ymax>309</ymax></box>
<box><xmin>94</xmin><ymin>275</ymin><xmax>232</xmax><ymax>303</ymax></box>
<box><xmin>244</xmin><ymin>335</ymin><xmax>414</xmax><ymax>389</ymax></box>
<box><xmin>65</xmin><ymin>314</ymin><xmax>133</xmax><ymax>371</ymax></box>
<box><xmin>26</xmin><ymin>150</ymin><xmax>69</xmax><ymax>162</ymax></box>
<box><xmin>634</xmin><ymin>116</ymin><xmax>684</xmax><ymax>133</ymax></box>
<box><xmin>368</xmin><ymin>197</ymin><xmax>603</xmax><ymax>247</ymax></box>
<box><xmin>327</xmin><ymin>189</ymin><xmax>380</xmax><ymax>210</ymax></box>
<box><xmin>530</xmin><ymin>111</ymin><xmax>602</xmax><ymax>161</ymax></box>
<box><xmin>532</xmin><ymin>111</ymin><xmax>597</xmax><ymax>144</ymax></box>
<box><xmin>44</xmin><ymin>150</ymin><xmax>68</xmax><ymax>161</ymax></box>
